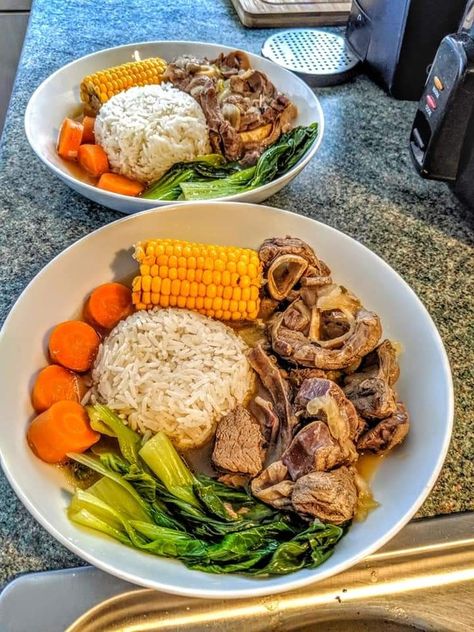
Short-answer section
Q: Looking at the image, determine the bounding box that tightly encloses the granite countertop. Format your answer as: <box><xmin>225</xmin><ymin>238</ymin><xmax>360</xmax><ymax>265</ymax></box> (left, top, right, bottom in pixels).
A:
<box><xmin>0</xmin><ymin>0</ymin><xmax>472</xmax><ymax>590</ymax></box>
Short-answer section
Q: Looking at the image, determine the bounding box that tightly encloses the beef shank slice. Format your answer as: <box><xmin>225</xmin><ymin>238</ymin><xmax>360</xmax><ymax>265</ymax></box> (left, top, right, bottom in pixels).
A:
<box><xmin>212</xmin><ymin>406</ymin><xmax>265</xmax><ymax>476</ymax></box>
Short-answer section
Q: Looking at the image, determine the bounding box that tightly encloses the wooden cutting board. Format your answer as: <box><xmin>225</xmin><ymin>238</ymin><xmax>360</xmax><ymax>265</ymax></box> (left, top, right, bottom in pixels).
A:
<box><xmin>231</xmin><ymin>0</ymin><xmax>351</xmax><ymax>27</ymax></box>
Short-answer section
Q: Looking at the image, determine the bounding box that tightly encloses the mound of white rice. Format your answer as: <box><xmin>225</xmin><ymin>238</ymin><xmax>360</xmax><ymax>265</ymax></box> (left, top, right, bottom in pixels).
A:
<box><xmin>94</xmin><ymin>83</ymin><xmax>211</xmax><ymax>183</ymax></box>
<box><xmin>91</xmin><ymin>308</ymin><xmax>254</xmax><ymax>449</ymax></box>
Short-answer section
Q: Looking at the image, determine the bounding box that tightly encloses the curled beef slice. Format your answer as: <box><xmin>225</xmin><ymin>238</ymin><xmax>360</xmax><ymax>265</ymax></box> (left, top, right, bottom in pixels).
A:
<box><xmin>281</xmin><ymin>421</ymin><xmax>344</xmax><ymax>480</ymax></box>
<box><xmin>357</xmin><ymin>402</ymin><xmax>409</xmax><ymax>453</ymax></box>
<box><xmin>212</xmin><ymin>406</ymin><xmax>265</xmax><ymax>476</ymax></box>
<box><xmin>270</xmin><ymin>308</ymin><xmax>382</xmax><ymax>370</ymax></box>
<box><xmin>291</xmin><ymin>466</ymin><xmax>357</xmax><ymax>524</ymax></box>
<box><xmin>294</xmin><ymin>378</ymin><xmax>360</xmax><ymax>442</ymax></box>
<box><xmin>343</xmin><ymin>340</ymin><xmax>399</xmax><ymax>420</ymax></box>
<box><xmin>247</xmin><ymin>345</ymin><xmax>298</xmax><ymax>456</ymax></box>
<box><xmin>251</xmin><ymin>461</ymin><xmax>294</xmax><ymax>509</ymax></box>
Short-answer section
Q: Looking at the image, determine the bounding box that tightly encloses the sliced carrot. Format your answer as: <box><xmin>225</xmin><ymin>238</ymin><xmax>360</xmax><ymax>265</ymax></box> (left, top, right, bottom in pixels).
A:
<box><xmin>97</xmin><ymin>172</ymin><xmax>144</xmax><ymax>197</ymax></box>
<box><xmin>84</xmin><ymin>282</ymin><xmax>133</xmax><ymax>330</ymax></box>
<box><xmin>77</xmin><ymin>144</ymin><xmax>109</xmax><ymax>177</ymax></box>
<box><xmin>27</xmin><ymin>400</ymin><xmax>100</xmax><ymax>464</ymax></box>
<box><xmin>81</xmin><ymin>116</ymin><xmax>96</xmax><ymax>144</ymax></box>
<box><xmin>32</xmin><ymin>365</ymin><xmax>87</xmax><ymax>413</ymax></box>
<box><xmin>57</xmin><ymin>118</ymin><xmax>84</xmax><ymax>160</ymax></box>
<box><xmin>49</xmin><ymin>321</ymin><xmax>100</xmax><ymax>373</ymax></box>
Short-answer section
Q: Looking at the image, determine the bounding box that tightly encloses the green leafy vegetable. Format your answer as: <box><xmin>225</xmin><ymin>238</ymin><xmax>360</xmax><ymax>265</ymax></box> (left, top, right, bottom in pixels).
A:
<box><xmin>142</xmin><ymin>123</ymin><xmax>318</xmax><ymax>201</ymax></box>
<box><xmin>67</xmin><ymin>405</ymin><xmax>345</xmax><ymax>577</ymax></box>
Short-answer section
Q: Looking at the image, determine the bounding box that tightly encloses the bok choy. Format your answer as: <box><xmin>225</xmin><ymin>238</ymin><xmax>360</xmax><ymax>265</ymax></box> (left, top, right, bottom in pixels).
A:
<box><xmin>67</xmin><ymin>404</ymin><xmax>345</xmax><ymax>576</ymax></box>
<box><xmin>142</xmin><ymin>123</ymin><xmax>319</xmax><ymax>201</ymax></box>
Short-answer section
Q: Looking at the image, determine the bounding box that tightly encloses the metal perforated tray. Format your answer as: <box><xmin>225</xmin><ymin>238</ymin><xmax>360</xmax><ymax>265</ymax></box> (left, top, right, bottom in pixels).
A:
<box><xmin>262</xmin><ymin>29</ymin><xmax>359</xmax><ymax>86</ymax></box>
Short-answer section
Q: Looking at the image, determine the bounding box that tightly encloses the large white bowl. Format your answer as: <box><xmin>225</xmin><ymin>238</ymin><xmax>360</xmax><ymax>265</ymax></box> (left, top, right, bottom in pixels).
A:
<box><xmin>24</xmin><ymin>41</ymin><xmax>324</xmax><ymax>214</ymax></box>
<box><xmin>0</xmin><ymin>202</ymin><xmax>453</xmax><ymax>598</ymax></box>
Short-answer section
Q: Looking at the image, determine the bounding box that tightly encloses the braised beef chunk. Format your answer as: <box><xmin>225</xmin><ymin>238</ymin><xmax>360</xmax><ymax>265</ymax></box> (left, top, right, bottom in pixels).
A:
<box><xmin>344</xmin><ymin>340</ymin><xmax>399</xmax><ymax>420</ymax></box>
<box><xmin>164</xmin><ymin>53</ymin><xmax>296</xmax><ymax>163</ymax></box>
<box><xmin>288</xmin><ymin>367</ymin><xmax>343</xmax><ymax>388</ymax></box>
<box><xmin>357</xmin><ymin>403</ymin><xmax>409</xmax><ymax>453</ymax></box>
<box><xmin>247</xmin><ymin>345</ymin><xmax>298</xmax><ymax>456</ymax></box>
<box><xmin>291</xmin><ymin>466</ymin><xmax>358</xmax><ymax>524</ymax></box>
<box><xmin>250</xmin><ymin>461</ymin><xmax>294</xmax><ymax>509</ymax></box>
<box><xmin>294</xmin><ymin>378</ymin><xmax>361</xmax><ymax>444</ymax></box>
<box><xmin>212</xmin><ymin>406</ymin><xmax>265</xmax><ymax>476</ymax></box>
<box><xmin>218</xmin><ymin>473</ymin><xmax>250</xmax><ymax>488</ymax></box>
<box><xmin>282</xmin><ymin>421</ymin><xmax>344</xmax><ymax>479</ymax></box>
<box><xmin>269</xmin><ymin>307</ymin><xmax>382</xmax><ymax>370</ymax></box>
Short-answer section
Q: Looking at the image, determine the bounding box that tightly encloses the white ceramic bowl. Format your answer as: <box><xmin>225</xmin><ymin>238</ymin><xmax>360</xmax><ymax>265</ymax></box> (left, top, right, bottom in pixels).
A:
<box><xmin>0</xmin><ymin>202</ymin><xmax>453</xmax><ymax>598</ymax></box>
<box><xmin>24</xmin><ymin>41</ymin><xmax>324</xmax><ymax>214</ymax></box>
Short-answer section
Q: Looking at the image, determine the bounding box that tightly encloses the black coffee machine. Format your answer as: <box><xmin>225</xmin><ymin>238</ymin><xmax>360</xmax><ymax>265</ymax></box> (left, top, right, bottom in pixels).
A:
<box><xmin>346</xmin><ymin>0</ymin><xmax>467</xmax><ymax>100</ymax></box>
<box><xmin>409</xmin><ymin>2</ymin><xmax>474</xmax><ymax>207</ymax></box>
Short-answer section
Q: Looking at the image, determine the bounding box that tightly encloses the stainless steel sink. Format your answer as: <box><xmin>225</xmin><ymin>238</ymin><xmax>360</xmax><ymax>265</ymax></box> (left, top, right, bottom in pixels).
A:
<box><xmin>68</xmin><ymin>513</ymin><xmax>474</xmax><ymax>632</ymax></box>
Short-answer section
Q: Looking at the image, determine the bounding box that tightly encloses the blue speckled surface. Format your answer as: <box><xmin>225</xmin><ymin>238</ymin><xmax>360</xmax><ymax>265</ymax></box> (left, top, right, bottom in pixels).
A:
<box><xmin>0</xmin><ymin>0</ymin><xmax>473</xmax><ymax>589</ymax></box>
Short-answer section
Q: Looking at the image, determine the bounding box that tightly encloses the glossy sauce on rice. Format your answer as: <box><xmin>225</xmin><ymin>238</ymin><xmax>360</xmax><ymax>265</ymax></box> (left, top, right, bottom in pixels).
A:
<box><xmin>91</xmin><ymin>308</ymin><xmax>254</xmax><ymax>449</ymax></box>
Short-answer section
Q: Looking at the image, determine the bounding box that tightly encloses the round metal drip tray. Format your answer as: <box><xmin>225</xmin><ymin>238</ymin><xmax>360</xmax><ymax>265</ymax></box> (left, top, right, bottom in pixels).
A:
<box><xmin>262</xmin><ymin>29</ymin><xmax>360</xmax><ymax>86</ymax></box>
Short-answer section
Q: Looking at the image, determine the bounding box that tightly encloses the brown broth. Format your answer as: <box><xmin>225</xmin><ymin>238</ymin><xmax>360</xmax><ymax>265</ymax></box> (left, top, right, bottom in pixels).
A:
<box><xmin>356</xmin><ymin>453</ymin><xmax>385</xmax><ymax>483</ymax></box>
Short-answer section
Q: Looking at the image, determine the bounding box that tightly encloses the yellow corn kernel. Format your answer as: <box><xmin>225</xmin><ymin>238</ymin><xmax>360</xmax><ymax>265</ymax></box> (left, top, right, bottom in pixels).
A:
<box><xmin>204</xmin><ymin>297</ymin><xmax>213</xmax><ymax>310</ymax></box>
<box><xmin>232</xmin><ymin>287</ymin><xmax>241</xmax><ymax>301</ymax></box>
<box><xmin>171</xmin><ymin>279</ymin><xmax>181</xmax><ymax>296</ymax></box>
<box><xmin>186</xmin><ymin>297</ymin><xmax>195</xmax><ymax>309</ymax></box>
<box><xmin>223</xmin><ymin>310</ymin><xmax>231</xmax><ymax>320</ymax></box>
<box><xmin>177</xmin><ymin>296</ymin><xmax>186</xmax><ymax>308</ymax></box>
<box><xmin>213</xmin><ymin>297</ymin><xmax>222</xmax><ymax>311</ymax></box>
<box><xmin>151</xmin><ymin>277</ymin><xmax>161</xmax><ymax>293</ymax></box>
<box><xmin>169</xmin><ymin>268</ymin><xmax>178</xmax><ymax>280</ymax></box>
<box><xmin>202</xmin><ymin>270</ymin><xmax>213</xmax><ymax>285</ymax></box>
<box><xmin>207</xmin><ymin>284</ymin><xmax>217</xmax><ymax>298</ymax></box>
<box><xmin>196</xmin><ymin>297</ymin><xmax>204</xmax><ymax>310</ymax></box>
<box><xmin>161</xmin><ymin>278</ymin><xmax>171</xmax><ymax>296</ymax></box>
<box><xmin>169</xmin><ymin>296</ymin><xmax>177</xmax><ymax>307</ymax></box>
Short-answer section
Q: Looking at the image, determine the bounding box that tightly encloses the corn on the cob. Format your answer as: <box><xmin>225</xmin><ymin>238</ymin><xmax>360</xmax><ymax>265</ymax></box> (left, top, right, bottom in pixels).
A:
<box><xmin>132</xmin><ymin>239</ymin><xmax>262</xmax><ymax>321</ymax></box>
<box><xmin>80</xmin><ymin>57</ymin><xmax>167</xmax><ymax>114</ymax></box>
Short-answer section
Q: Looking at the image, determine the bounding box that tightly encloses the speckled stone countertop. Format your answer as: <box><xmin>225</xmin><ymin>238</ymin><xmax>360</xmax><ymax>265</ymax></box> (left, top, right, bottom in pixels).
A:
<box><xmin>0</xmin><ymin>0</ymin><xmax>472</xmax><ymax>590</ymax></box>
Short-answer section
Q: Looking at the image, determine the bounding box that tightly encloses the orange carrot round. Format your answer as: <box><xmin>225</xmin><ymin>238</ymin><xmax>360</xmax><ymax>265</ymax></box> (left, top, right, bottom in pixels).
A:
<box><xmin>27</xmin><ymin>400</ymin><xmax>100</xmax><ymax>464</ymax></box>
<box><xmin>49</xmin><ymin>321</ymin><xmax>100</xmax><ymax>373</ymax></box>
<box><xmin>57</xmin><ymin>118</ymin><xmax>84</xmax><ymax>160</ymax></box>
<box><xmin>81</xmin><ymin>116</ymin><xmax>96</xmax><ymax>144</ymax></box>
<box><xmin>32</xmin><ymin>365</ymin><xmax>87</xmax><ymax>413</ymax></box>
<box><xmin>77</xmin><ymin>144</ymin><xmax>109</xmax><ymax>177</ymax></box>
<box><xmin>97</xmin><ymin>172</ymin><xmax>144</xmax><ymax>196</ymax></box>
<box><xmin>84</xmin><ymin>282</ymin><xmax>133</xmax><ymax>330</ymax></box>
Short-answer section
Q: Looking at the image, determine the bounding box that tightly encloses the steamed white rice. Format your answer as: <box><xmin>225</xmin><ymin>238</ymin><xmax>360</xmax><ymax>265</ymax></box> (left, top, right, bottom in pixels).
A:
<box><xmin>91</xmin><ymin>308</ymin><xmax>254</xmax><ymax>449</ymax></box>
<box><xmin>94</xmin><ymin>83</ymin><xmax>211</xmax><ymax>183</ymax></box>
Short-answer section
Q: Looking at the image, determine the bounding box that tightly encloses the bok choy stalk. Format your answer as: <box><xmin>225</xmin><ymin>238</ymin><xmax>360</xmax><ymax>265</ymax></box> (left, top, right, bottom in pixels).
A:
<box><xmin>87</xmin><ymin>405</ymin><xmax>141</xmax><ymax>465</ymax></box>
